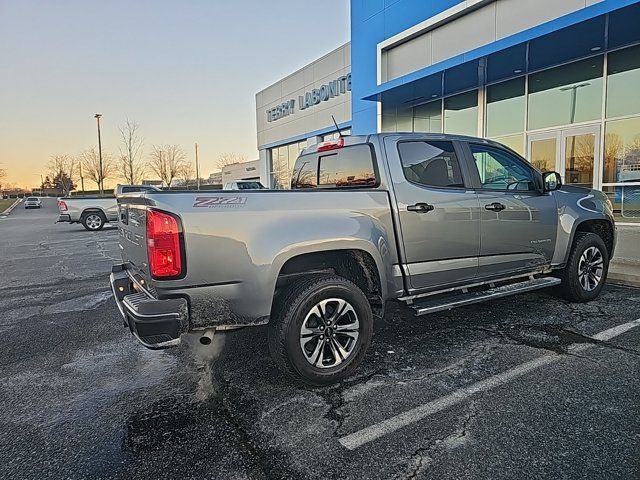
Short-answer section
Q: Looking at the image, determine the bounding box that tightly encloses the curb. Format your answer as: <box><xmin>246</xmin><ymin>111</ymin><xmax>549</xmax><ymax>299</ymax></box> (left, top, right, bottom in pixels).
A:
<box><xmin>607</xmin><ymin>273</ymin><xmax>640</xmax><ymax>288</ymax></box>
<box><xmin>608</xmin><ymin>260</ymin><xmax>640</xmax><ymax>288</ymax></box>
<box><xmin>1</xmin><ymin>198</ymin><xmax>21</xmax><ymax>216</ymax></box>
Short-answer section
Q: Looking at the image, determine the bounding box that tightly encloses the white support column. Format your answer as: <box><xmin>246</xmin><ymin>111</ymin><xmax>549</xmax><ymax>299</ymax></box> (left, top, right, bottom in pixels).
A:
<box><xmin>259</xmin><ymin>148</ymin><xmax>270</xmax><ymax>188</ymax></box>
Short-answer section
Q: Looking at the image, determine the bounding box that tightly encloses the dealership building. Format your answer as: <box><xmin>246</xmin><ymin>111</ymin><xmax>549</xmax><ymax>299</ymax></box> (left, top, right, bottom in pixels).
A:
<box><xmin>257</xmin><ymin>0</ymin><xmax>640</xmax><ymax>218</ymax></box>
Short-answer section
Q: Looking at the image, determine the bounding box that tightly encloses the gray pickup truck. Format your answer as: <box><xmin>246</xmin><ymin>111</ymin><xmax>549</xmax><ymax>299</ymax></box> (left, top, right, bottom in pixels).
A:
<box><xmin>58</xmin><ymin>185</ymin><xmax>160</xmax><ymax>231</ymax></box>
<box><xmin>111</xmin><ymin>133</ymin><xmax>615</xmax><ymax>385</ymax></box>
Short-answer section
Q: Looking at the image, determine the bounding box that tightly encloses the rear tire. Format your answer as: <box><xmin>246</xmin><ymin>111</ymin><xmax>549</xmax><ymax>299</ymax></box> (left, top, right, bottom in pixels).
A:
<box><xmin>268</xmin><ymin>275</ymin><xmax>373</xmax><ymax>386</ymax></box>
<box><xmin>556</xmin><ymin>232</ymin><xmax>609</xmax><ymax>302</ymax></box>
<box><xmin>82</xmin><ymin>211</ymin><xmax>106</xmax><ymax>231</ymax></box>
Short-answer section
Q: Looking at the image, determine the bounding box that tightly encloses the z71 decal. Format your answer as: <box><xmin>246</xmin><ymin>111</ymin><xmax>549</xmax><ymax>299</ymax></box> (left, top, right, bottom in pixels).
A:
<box><xmin>193</xmin><ymin>196</ymin><xmax>248</xmax><ymax>208</ymax></box>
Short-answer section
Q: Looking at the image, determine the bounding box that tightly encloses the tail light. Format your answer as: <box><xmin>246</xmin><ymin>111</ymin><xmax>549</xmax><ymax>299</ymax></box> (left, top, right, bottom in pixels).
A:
<box><xmin>146</xmin><ymin>209</ymin><xmax>184</xmax><ymax>279</ymax></box>
<box><xmin>58</xmin><ymin>200</ymin><xmax>68</xmax><ymax>212</ymax></box>
<box><xmin>316</xmin><ymin>137</ymin><xmax>344</xmax><ymax>152</ymax></box>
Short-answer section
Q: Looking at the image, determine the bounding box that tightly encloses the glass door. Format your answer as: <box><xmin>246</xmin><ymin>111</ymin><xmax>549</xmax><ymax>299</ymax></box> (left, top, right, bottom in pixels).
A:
<box><xmin>527</xmin><ymin>125</ymin><xmax>601</xmax><ymax>189</ymax></box>
<box><xmin>528</xmin><ymin>131</ymin><xmax>560</xmax><ymax>173</ymax></box>
<box><xmin>561</xmin><ymin>125</ymin><xmax>600</xmax><ymax>189</ymax></box>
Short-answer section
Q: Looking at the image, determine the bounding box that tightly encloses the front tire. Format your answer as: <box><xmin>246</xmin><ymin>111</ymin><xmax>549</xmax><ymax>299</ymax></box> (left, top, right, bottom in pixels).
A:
<box><xmin>268</xmin><ymin>275</ymin><xmax>373</xmax><ymax>386</ymax></box>
<box><xmin>557</xmin><ymin>232</ymin><xmax>609</xmax><ymax>302</ymax></box>
<box><xmin>82</xmin><ymin>211</ymin><xmax>106</xmax><ymax>231</ymax></box>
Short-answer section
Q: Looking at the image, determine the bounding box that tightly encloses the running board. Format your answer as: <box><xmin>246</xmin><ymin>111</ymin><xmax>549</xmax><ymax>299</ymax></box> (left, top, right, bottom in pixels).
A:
<box><xmin>410</xmin><ymin>276</ymin><xmax>561</xmax><ymax>316</ymax></box>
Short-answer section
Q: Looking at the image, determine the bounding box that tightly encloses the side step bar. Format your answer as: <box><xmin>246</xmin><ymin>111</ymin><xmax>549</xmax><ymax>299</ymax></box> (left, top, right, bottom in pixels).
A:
<box><xmin>410</xmin><ymin>276</ymin><xmax>561</xmax><ymax>316</ymax></box>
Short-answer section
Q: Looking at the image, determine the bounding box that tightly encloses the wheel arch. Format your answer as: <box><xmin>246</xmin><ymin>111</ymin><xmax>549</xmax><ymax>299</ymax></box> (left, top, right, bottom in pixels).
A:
<box><xmin>273</xmin><ymin>249</ymin><xmax>384</xmax><ymax>318</ymax></box>
<box><xmin>572</xmin><ymin>219</ymin><xmax>615</xmax><ymax>259</ymax></box>
<box><xmin>81</xmin><ymin>207</ymin><xmax>107</xmax><ymax>219</ymax></box>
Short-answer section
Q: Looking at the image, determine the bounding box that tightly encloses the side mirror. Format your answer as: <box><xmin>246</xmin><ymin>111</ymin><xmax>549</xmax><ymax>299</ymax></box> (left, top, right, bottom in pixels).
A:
<box><xmin>543</xmin><ymin>171</ymin><xmax>562</xmax><ymax>192</ymax></box>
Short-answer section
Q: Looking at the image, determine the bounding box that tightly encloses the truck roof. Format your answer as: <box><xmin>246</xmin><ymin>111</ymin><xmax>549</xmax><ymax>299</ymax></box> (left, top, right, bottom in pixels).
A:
<box><xmin>300</xmin><ymin>133</ymin><xmax>507</xmax><ymax>156</ymax></box>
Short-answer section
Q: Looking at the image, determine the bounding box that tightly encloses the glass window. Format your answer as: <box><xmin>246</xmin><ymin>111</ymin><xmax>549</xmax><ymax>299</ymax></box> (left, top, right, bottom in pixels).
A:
<box><xmin>603</xmin><ymin>117</ymin><xmax>640</xmax><ymax>185</ymax></box>
<box><xmin>528</xmin><ymin>57</ymin><xmax>603</xmax><ymax>130</ymax></box>
<box><xmin>489</xmin><ymin>134</ymin><xmax>525</xmax><ymax>156</ymax></box>
<box><xmin>291</xmin><ymin>154</ymin><xmax>318</xmax><ymax>189</ymax></box>
<box><xmin>529</xmin><ymin>137</ymin><xmax>557</xmax><ymax>173</ymax></box>
<box><xmin>470</xmin><ymin>144</ymin><xmax>536</xmax><ymax>191</ymax></box>
<box><xmin>486</xmin><ymin>78</ymin><xmax>525</xmax><ymax>137</ymax></box>
<box><xmin>413</xmin><ymin>100</ymin><xmax>442</xmax><ymax>133</ymax></box>
<box><xmin>444</xmin><ymin>90</ymin><xmax>478</xmax><ymax>136</ymax></box>
<box><xmin>398</xmin><ymin>141</ymin><xmax>464</xmax><ymax>188</ymax></box>
<box><xmin>318</xmin><ymin>145</ymin><xmax>376</xmax><ymax>187</ymax></box>
<box><xmin>268</xmin><ymin>139</ymin><xmax>307</xmax><ymax>189</ymax></box>
<box><xmin>606</xmin><ymin>45</ymin><xmax>640</xmax><ymax>119</ymax></box>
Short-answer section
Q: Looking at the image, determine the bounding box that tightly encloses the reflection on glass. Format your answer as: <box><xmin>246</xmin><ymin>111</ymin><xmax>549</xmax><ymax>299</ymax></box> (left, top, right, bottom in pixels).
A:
<box><xmin>318</xmin><ymin>146</ymin><xmax>375</xmax><ymax>187</ymax></box>
<box><xmin>444</xmin><ymin>90</ymin><xmax>478</xmax><ymax>136</ymax></box>
<box><xmin>602</xmin><ymin>186</ymin><xmax>640</xmax><ymax>219</ymax></box>
<box><xmin>606</xmin><ymin>45</ymin><xmax>640</xmax><ymax>119</ymax></box>
<box><xmin>603</xmin><ymin>117</ymin><xmax>640</xmax><ymax>184</ymax></box>
<box><xmin>490</xmin><ymin>134</ymin><xmax>525</xmax><ymax>156</ymax></box>
<box><xmin>564</xmin><ymin>133</ymin><xmax>595</xmax><ymax>187</ymax></box>
<box><xmin>381</xmin><ymin>115</ymin><xmax>396</xmax><ymax>132</ymax></box>
<box><xmin>528</xmin><ymin>57</ymin><xmax>603</xmax><ymax>130</ymax></box>
<box><xmin>529</xmin><ymin>138</ymin><xmax>557</xmax><ymax>172</ymax></box>
<box><xmin>413</xmin><ymin>100</ymin><xmax>442</xmax><ymax>133</ymax></box>
<box><xmin>486</xmin><ymin>78</ymin><xmax>525</xmax><ymax>137</ymax></box>
<box><xmin>268</xmin><ymin>140</ymin><xmax>307</xmax><ymax>189</ymax></box>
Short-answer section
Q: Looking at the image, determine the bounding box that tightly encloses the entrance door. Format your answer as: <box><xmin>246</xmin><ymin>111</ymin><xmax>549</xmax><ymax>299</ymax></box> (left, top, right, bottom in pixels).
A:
<box><xmin>527</xmin><ymin>125</ymin><xmax>601</xmax><ymax>189</ymax></box>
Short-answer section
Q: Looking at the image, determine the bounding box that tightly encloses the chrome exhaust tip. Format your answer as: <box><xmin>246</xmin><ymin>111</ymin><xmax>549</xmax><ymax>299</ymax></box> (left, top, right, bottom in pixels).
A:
<box><xmin>199</xmin><ymin>329</ymin><xmax>216</xmax><ymax>345</ymax></box>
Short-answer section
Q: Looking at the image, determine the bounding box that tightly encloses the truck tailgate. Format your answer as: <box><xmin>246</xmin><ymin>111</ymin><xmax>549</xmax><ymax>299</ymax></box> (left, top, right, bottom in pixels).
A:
<box><xmin>117</xmin><ymin>199</ymin><xmax>150</xmax><ymax>277</ymax></box>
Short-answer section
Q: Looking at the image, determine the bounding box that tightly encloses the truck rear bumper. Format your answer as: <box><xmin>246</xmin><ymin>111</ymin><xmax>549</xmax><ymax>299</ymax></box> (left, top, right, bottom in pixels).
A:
<box><xmin>57</xmin><ymin>214</ymin><xmax>72</xmax><ymax>222</ymax></box>
<box><xmin>110</xmin><ymin>264</ymin><xmax>188</xmax><ymax>349</ymax></box>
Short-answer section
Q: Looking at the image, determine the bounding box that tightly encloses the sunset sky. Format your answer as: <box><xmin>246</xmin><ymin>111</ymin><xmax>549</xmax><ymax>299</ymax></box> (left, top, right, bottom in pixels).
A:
<box><xmin>0</xmin><ymin>0</ymin><xmax>350</xmax><ymax>189</ymax></box>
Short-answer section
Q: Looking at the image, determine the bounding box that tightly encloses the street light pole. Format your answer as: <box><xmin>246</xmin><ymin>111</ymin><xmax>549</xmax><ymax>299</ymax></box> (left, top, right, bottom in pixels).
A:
<box><xmin>94</xmin><ymin>113</ymin><xmax>103</xmax><ymax>194</ymax></box>
<box><xmin>195</xmin><ymin>143</ymin><xmax>200</xmax><ymax>190</ymax></box>
<box><xmin>79</xmin><ymin>163</ymin><xmax>85</xmax><ymax>192</ymax></box>
<box><xmin>560</xmin><ymin>83</ymin><xmax>590</xmax><ymax>177</ymax></box>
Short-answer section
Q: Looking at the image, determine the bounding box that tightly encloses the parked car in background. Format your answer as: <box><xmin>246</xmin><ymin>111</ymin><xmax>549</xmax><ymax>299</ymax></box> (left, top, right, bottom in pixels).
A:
<box><xmin>112</xmin><ymin>133</ymin><xmax>616</xmax><ymax>385</ymax></box>
<box><xmin>56</xmin><ymin>186</ymin><xmax>162</xmax><ymax>231</ymax></box>
<box><xmin>57</xmin><ymin>196</ymin><xmax>118</xmax><ymax>231</ymax></box>
<box><xmin>24</xmin><ymin>197</ymin><xmax>42</xmax><ymax>209</ymax></box>
<box><xmin>223</xmin><ymin>180</ymin><xmax>266</xmax><ymax>190</ymax></box>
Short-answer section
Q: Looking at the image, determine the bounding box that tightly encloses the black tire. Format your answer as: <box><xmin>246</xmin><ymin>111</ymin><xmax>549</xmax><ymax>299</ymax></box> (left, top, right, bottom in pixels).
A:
<box><xmin>556</xmin><ymin>232</ymin><xmax>609</xmax><ymax>302</ymax></box>
<box><xmin>268</xmin><ymin>275</ymin><xmax>373</xmax><ymax>386</ymax></box>
<box><xmin>81</xmin><ymin>211</ymin><xmax>106</xmax><ymax>231</ymax></box>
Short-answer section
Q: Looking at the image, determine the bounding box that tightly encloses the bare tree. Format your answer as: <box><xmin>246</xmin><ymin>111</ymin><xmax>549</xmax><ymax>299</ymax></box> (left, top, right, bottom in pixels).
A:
<box><xmin>179</xmin><ymin>161</ymin><xmax>196</xmax><ymax>187</ymax></box>
<box><xmin>148</xmin><ymin>145</ymin><xmax>187</xmax><ymax>187</ymax></box>
<box><xmin>79</xmin><ymin>148</ymin><xmax>115</xmax><ymax>190</ymax></box>
<box><xmin>48</xmin><ymin>155</ymin><xmax>77</xmax><ymax>195</ymax></box>
<box><xmin>0</xmin><ymin>166</ymin><xmax>6</xmax><ymax>191</ymax></box>
<box><xmin>216</xmin><ymin>152</ymin><xmax>246</xmax><ymax>171</ymax></box>
<box><xmin>118</xmin><ymin>119</ymin><xmax>145</xmax><ymax>184</ymax></box>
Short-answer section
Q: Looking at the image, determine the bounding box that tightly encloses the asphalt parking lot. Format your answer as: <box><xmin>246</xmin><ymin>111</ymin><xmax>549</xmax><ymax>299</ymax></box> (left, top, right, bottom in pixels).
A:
<box><xmin>1</xmin><ymin>197</ymin><xmax>638</xmax><ymax>480</ymax></box>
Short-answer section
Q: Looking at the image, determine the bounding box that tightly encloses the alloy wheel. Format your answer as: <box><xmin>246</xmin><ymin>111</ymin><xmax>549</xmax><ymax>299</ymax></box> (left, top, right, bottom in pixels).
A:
<box><xmin>85</xmin><ymin>214</ymin><xmax>102</xmax><ymax>230</ymax></box>
<box><xmin>578</xmin><ymin>246</ymin><xmax>604</xmax><ymax>292</ymax></box>
<box><xmin>299</xmin><ymin>298</ymin><xmax>360</xmax><ymax>369</ymax></box>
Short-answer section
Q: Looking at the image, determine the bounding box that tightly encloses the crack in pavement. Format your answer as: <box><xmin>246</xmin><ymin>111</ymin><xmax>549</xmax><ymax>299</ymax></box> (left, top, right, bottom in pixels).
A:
<box><xmin>472</xmin><ymin>324</ymin><xmax>640</xmax><ymax>357</ymax></box>
<box><xmin>400</xmin><ymin>400</ymin><xmax>480</xmax><ymax>480</ymax></box>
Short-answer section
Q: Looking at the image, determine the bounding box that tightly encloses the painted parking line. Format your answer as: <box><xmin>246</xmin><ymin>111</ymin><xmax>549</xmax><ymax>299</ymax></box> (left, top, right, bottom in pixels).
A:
<box><xmin>339</xmin><ymin>318</ymin><xmax>640</xmax><ymax>451</ymax></box>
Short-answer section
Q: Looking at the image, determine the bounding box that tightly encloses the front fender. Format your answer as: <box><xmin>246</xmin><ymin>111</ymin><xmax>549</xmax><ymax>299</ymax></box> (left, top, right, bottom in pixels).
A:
<box><xmin>551</xmin><ymin>188</ymin><xmax>615</xmax><ymax>266</ymax></box>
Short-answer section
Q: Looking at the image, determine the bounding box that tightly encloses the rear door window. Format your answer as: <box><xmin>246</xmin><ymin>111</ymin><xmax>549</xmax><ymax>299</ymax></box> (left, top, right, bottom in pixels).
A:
<box><xmin>398</xmin><ymin>141</ymin><xmax>465</xmax><ymax>188</ymax></box>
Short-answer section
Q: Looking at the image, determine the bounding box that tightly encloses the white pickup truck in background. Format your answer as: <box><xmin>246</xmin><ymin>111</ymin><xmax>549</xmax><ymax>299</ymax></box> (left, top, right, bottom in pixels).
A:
<box><xmin>57</xmin><ymin>185</ymin><xmax>160</xmax><ymax>231</ymax></box>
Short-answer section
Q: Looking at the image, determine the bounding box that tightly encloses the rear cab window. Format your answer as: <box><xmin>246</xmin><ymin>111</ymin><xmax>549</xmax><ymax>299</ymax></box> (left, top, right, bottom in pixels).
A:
<box><xmin>291</xmin><ymin>144</ymin><xmax>377</xmax><ymax>189</ymax></box>
<box><xmin>397</xmin><ymin>140</ymin><xmax>465</xmax><ymax>188</ymax></box>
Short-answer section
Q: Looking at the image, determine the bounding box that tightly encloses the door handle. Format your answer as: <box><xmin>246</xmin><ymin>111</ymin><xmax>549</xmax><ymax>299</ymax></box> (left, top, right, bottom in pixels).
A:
<box><xmin>407</xmin><ymin>202</ymin><xmax>434</xmax><ymax>213</ymax></box>
<box><xmin>484</xmin><ymin>202</ymin><xmax>506</xmax><ymax>212</ymax></box>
